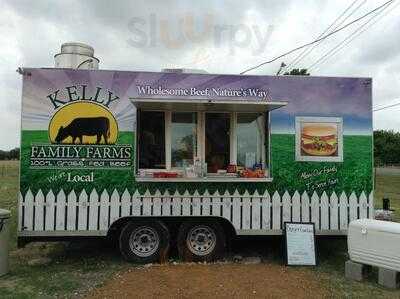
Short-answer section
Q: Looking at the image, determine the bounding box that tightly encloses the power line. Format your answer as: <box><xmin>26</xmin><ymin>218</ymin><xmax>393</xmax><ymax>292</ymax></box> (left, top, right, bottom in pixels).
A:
<box><xmin>283</xmin><ymin>0</ymin><xmax>359</xmax><ymax>71</ymax></box>
<box><xmin>239</xmin><ymin>0</ymin><xmax>394</xmax><ymax>75</ymax></box>
<box><xmin>283</xmin><ymin>0</ymin><xmax>362</xmax><ymax>73</ymax></box>
<box><xmin>308</xmin><ymin>0</ymin><xmax>397</xmax><ymax>71</ymax></box>
<box><xmin>308</xmin><ymin>6</ymin><xmax>388</xmax><ymax>70</ymax></box>
<box><xmin>373</xmin><ymin>101</ymin><xmax>400</xmax><ymax>112</ymax></box>
<box><xmin>373</xmin><ymin>97</ymin><xmax>400</xmax><ymax>110</ymax></box>
<box><xmin>310</xmin><ymin>0</ymin><xmax>399</xmax><ymax>71</ymax></box>
<box><xmin>290</xmin><ymin>0</ymin><xmax>367</xmax><ymax>70</ymax></box>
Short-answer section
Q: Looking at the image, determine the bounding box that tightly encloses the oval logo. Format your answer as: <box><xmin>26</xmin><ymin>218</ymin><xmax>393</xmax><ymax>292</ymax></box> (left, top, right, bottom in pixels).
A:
<box><xmin>49</xmin><ymin>102</ymin><xmax>118</xmax><ymax>144</ymax></box>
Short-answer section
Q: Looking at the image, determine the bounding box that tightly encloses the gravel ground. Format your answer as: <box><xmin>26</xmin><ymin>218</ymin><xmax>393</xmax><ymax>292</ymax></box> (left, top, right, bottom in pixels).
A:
<box><xmin>86</xmin><ymin>263</ymin><xmax>327</xmax><ymax>299</ymax></box>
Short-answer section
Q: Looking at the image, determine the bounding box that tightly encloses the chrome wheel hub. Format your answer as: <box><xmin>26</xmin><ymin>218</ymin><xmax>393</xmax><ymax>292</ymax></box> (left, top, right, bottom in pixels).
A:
<box><xmin>186</xmin><ymin>225</ymin><xmax>216</xmax><ymax>256</ymax></box>
<box><xmin>129</xmin><ymin>226</ymin><xmax>160</xmax><ymax>257</ymax></box>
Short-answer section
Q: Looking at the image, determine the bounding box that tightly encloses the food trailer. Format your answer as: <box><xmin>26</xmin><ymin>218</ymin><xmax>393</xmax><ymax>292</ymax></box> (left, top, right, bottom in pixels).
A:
<box><xmin>17</xmin><ymin>43</ymin><xmax>374</xmax><ymax>262</ymax></box>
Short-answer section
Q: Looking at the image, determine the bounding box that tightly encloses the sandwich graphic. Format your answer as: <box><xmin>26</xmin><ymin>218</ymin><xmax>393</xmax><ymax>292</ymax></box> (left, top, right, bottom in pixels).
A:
<box><xmin>301</xmin><ymin>124</ymin><xmax>338</xmax><ymax>156</ymax></box>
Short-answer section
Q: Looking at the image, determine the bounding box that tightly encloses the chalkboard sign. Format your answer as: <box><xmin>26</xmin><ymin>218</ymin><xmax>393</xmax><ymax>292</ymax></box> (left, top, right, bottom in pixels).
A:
<box><xmin>284</xmin><ymin>222</ymin><xmax>316</xmax><ymax>266</ymax></box>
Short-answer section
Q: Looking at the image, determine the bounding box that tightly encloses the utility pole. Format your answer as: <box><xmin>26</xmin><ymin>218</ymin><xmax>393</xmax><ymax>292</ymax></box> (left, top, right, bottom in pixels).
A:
<box><xmin>276</xmin><ymin>62</ymin><xmax>287</xmax><ymax>75</ymax></box>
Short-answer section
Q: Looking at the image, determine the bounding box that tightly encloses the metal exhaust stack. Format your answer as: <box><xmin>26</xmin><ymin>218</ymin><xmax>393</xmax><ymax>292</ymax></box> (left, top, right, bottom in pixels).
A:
<box><xmin>54</xmin><ymin>42</ymin><xmax>99</xmax><ymax>69</ymax></box>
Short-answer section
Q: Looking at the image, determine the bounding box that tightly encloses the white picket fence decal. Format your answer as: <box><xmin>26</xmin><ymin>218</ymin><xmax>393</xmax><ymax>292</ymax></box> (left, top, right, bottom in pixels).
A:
<box><xmin>19</xmin><ymin>189</ymin><xmax>374</xmax><ymax>235</ymax></box>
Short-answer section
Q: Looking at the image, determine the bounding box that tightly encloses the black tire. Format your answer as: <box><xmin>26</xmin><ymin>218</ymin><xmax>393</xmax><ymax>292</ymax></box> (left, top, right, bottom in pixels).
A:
<box><xmin>119</xmin><ymin>220</ymin><xmax>169</xmax><ymax>263</ymax></box>
<box><xmin>177</xmin><ymin>221</ymin><xmax>225</xmax><ymax>262</ymax></box>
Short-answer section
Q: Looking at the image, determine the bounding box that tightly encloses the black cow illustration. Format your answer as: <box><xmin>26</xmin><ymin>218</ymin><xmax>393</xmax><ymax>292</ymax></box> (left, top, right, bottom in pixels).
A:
<box><xmin>54</xmin><ymin>117</ymin><xmax>110</xmax><ymax>144</ymax></box>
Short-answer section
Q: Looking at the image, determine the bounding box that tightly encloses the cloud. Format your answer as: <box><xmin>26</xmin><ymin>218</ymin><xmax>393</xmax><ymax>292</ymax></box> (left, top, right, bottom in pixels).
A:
<box><xmin>0</xmin><ymin>0</ymin><xmax>399</xmax><ymax>149</ymax></box>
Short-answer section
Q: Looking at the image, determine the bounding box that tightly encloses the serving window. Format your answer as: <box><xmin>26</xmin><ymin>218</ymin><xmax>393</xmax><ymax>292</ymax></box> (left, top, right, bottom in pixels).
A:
<box><xmin>133</xmin><ymin>98</ymin><xmax>287</xmax><ymax>182</ymax></box>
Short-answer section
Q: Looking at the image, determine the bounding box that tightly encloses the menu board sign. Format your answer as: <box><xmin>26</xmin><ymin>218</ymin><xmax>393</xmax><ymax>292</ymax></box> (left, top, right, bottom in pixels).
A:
<box><xmin>284</xmin><ymin>222</ymin><xmax>316</xmax><ymax>266</ymax></box>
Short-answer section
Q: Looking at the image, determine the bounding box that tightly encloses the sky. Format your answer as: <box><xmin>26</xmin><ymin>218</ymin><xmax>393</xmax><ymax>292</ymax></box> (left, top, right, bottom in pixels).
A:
<box><xmin>1</xmin><ymin>0</ymin><xmax>399</xmax><ymax>150</ymax></box>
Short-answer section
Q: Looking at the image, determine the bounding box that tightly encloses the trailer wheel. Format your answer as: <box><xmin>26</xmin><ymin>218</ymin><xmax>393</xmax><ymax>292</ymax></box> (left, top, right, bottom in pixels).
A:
<box><xmin>177</xmin><ymin>221</ymin><xmax>225</xmax><ymax>262</ymax></box>
<box><xmin>119</xmin><ymin>220</ymin><xmax>169</xmax><ymax>263</ymax></box>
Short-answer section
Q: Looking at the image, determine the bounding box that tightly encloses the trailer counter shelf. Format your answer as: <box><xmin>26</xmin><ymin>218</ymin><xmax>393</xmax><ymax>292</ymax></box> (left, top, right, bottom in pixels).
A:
<box><xmin>132</xmin><ymin>98</ymin><xmax>286</xmax><ymax>182</ymax></box>
<box><xmin>18</xmin><ymin>66</ymin><xmax>374</xmax><ymax>264</ymax></box>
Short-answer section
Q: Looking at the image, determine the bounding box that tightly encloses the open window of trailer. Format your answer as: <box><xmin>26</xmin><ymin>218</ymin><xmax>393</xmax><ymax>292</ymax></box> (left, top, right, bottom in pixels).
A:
<box><xmin>132</xmin><ymin>98</ymin><xmax>287</xmax><ymax>182</ymax></box>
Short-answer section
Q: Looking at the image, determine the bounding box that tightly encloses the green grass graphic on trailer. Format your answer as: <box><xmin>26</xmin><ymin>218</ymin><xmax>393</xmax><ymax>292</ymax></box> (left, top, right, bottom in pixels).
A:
<box><xmin>21</xmin><ymin>131</ymin><xmax>372</xmax><ymax>196</ymax></box>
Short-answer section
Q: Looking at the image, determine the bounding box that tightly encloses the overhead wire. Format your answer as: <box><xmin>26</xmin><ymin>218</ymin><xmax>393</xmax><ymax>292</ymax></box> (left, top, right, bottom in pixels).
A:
<box><xmin>239</xmin><ymin>0</ymin><xmax>394</xmax><ymax>74</ymax></box>
<box><xmin>373</xmin><ymin>101</ymin><xmax>400</xmax><ymax>112</ymax></box>
<box><xmin>310</xmin><ymin>1</ymin><xmax>399</xmax><ymax>71</ymax></box>
<box><xmin>308</xmin><ymin>0</ymin><xmax>398</xmax><ymax>71</ymax></box>
<box><xmin>283</xmin><ymin>0</ymin><xmax>363</xmax><ymax>73</ymax></box>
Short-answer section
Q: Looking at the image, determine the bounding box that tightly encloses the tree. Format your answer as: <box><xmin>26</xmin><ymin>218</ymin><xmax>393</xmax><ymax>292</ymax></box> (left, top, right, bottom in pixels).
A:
<box><xmin>374</xmin><ymin>130</ymin><xmax>400</xmax><ymax>166</ymax></box>
<box><xmin>0</xmin><ymin>147</ymin><xmax>20</xmax><ymax>160</ymax></box>
<box><xmin>9</xmin><ymin>148</ymin><xmax>19</xmax><ymax>160</ymax></box>
<box><xmin>283</xmin><ymin>68</ymin><xmax>310</xmax><ymax>76</ymax></box>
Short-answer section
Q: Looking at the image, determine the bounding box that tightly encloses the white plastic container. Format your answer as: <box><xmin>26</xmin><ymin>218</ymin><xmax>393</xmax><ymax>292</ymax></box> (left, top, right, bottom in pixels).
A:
<box><xmin>348</xmin><ymin>219</ymin><xmax>400</xmax><ymax>272</ymax></box>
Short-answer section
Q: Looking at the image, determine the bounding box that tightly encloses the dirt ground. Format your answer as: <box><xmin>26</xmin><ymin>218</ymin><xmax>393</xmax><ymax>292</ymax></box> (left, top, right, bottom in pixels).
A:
<box><xmin>87</xmin><ymin>263</ymin><xmax>328</xmax><ymax>299</ymax></box>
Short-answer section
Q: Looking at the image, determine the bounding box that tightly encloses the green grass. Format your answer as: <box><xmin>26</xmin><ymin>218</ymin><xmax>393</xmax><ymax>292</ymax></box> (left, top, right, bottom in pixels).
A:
<box><xmin>2</xmin><ymin>242</ymin><xmax>128</xmax><ymax>299</ymax></box>
<box><xmin>374</xmin><ymin>167</ymin><xmax>400</xmax><ymax>221</ymax></box>
<box><xmin>20</xmin><ymin>132</ymin><xmax>373</xmax><ymax>197</ymax></box>
<box><xmin>0</xmin><ymin>161</ymin><xmax>19</xmax><ymax>250</ymax></box>
<box><xmin>271</xmin><ymin>134</ymin><xmax>373</xmax><ymax>195</ymax></box>
<box><xmin>0</xmin><ymin>161</ymin><xmax>399</xmax><ymax>298</ymax></box>
<box><xmin>1</xmin><ymin>161</ymin><xmax>129</xmax><ymax>298</ymax></box>
<box><xmin>316</xmin><ymin>237</ymin><xmax>400</xmax><ymax>298</ymax></box>
<box><xmin>20</xmin><ymin>131</ymin><xmax>136</xmax><ymax>194</ymax></box>
<box><xmin>2</xmin><ymin>158</ymin><xmax>141</xmax><ymax>298</ymax></box>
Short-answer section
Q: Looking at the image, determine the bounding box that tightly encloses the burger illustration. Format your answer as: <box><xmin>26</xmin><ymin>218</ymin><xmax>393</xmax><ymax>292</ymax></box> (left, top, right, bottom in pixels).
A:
<box><xmin>301</xmin><ymin>124</ymin><xmax>338</xmax><ymax>156</ymax></box>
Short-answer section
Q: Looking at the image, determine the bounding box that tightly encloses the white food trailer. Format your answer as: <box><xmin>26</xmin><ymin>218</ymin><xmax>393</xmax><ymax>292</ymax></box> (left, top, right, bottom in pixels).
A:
<box><xmin>17</xmin><ymin>43</ymin><xmax>374</xmax><ymax>262</ymax></box>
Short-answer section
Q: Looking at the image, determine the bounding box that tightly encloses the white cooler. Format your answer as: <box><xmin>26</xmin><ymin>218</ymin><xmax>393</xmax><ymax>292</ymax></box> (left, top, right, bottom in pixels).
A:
<box><xmin>348</xmin><ymin>219</ymin><xmax>400</xmax><ymax>272</ymax></box>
